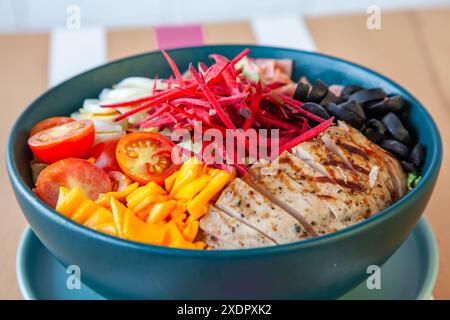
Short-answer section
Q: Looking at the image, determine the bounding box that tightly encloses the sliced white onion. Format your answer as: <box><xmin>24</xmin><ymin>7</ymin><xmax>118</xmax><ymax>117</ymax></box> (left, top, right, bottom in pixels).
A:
<box><xmin>108</xmin><ymin>171</ymin><xmax>130</xmax><ymax>192</ymax></box>
<box><xmin>92</xmin><ymin>119</ymin><xmax>124</xmax><ymax>133</ymax></box>
<box><xmin>98</xmin><ymin>88</ymin><xmax>112</xmax><ymax>101</ymax></box>
<box><xmin>83</xmin><ymin>99</ymin><xmax>117</xmax><ymax>114</ymax></box>
<box><xmin>115</xmin><ymin>77</ymin><xmax>168</xmax><ymax>91</ymax></box>
<box><xmin>116</xmin><ymin>107</ymin><xmax>149</xmax><ymax>125</ymax></box>
<box><xmin>70</xmin><ymin>111</ymin><xmax>86</xmax><ymax>120</ymax></box>
<box><xmin>99</xmin><ymin>87</ymin><xmax>149</xmax><ymax>104</ymax></box>
<box><xmin>369</xmin><ymin>165</ymin><xmax>379</xmax><ymax>188</ymax></box>
<box><xmin>115</xmin><ymin>77</ymin><xmax>154</xmax><ymax>89</ymax></box>
<box><xmin>71</xmin><ymin>110</ymin><xmax>128</xmax><ymax>128</ymax></box>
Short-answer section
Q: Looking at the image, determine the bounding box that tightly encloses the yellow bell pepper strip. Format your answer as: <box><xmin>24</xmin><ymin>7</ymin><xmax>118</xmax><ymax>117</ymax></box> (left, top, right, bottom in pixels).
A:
<box><xmin>56</xmin><ymin>186</ymin><xmax>69</xmax><ymax>208</ymax></box>
<box><xmin>147</xmin><ymin>200</ymin><xmax>178</xmax><ymax>224</ymax></box>
<box><xmin>93</xmin><ymin>222</ymin><xmax>118</xmax><ymax>237</ymax></box>
<box><xmin>186</xmin><ymin>215</ymin><xmax>198</xmax><ymax>224</ymax></box>
<box><xmin>174</xmin><ymin>174</ymin><xmax>212</xmax><ymax>200</ymax></box>
<box><xmin>164</xmin><ymin>171</ymin><xmax>178</xmax><ymax>193</ymax></box>
<box><xmin>110</xmin><ymin>197</ymin><xmax>127</xmax><ymax>237</ymax></box>
<box><xmin>84</xmin><ymin>207</ymin><xmax>114</xmax><ymax>228</ymax></box>
<box><xmin>56</xmin><ymin>187</ymin><xmax>87</xmax><ymax>217</ymax></box>
<box><xmin>206</xmin><ymin>168</ymin><xmax>221</xmax><ymax>178</ymax></box>
<box><xmin>195</xmin><ymin>241</ymin><xmax>206</xmax><ymax>249</ymax></box>
<box><xmin>201</xmin><ymin>163</ymin><xmax>209</xmax><ymax>175</ymax></box>
<box><xmin>96</xmin><ymin>182</ymin><xmax>139</xmax><ymax>207</ymax></box>
<box><xmin>187</xmin><ymin>171</ymin><xmax>231</xmax><ymax>219</ymax></box>
<box><xmin>126</xmin><ymin>182</ymin><xmax>167</xmax><ymax>208</ymax></box>
<box><xmin>133</xmin><ymin>194</ymin><xmax>169</xmax><ymax>213</ymax></box>
<box><xmin>182</xmin><ymin>219</ymin><xmax>199</xmax><ymax>242</ymax></box>
<box><xmin>173</xmin><ymin>212</ymin><xmax>187</xmax><ymax>231</ymax></box>
<box><xmin>164</xmin><ymin>221</ymin><xmax>196</xmax><ymax>249</ymax></box>
<box><xmin>208</xmin><ymin>167</ymin><xmax>236</xmax><ymax>180</ymax></box>
<box><xmin>135</xmin><ymin>205</ymin><xmax>154</xmax><ymax>221</ymax></box>
<box><xmin>170</xmin><ymin>156</ymin><xmax>202</xmax><ymax>196</ymax></box>
<box><xmin>71</xmin><ymin>199</ymin><xmax>98</xmax><ymax>224</ymax></box>
<box><xmin>123</xmin><ymin>210</ymin><xmax>167</xmax><ymax>245</ymax></box>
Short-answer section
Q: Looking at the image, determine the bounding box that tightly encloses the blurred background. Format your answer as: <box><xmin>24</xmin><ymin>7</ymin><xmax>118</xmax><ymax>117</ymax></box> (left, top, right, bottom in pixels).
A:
<box><xmin>1</xmin><ymin>0</ymin><xmax>450</xmax><ymax>299</ymax></box>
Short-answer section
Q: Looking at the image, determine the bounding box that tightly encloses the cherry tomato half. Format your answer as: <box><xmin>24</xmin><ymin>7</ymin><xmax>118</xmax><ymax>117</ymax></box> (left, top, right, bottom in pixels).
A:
<box><xmin>36</xmin><ymin>158</ymin><xmax>112</xmax><ymax>208</ymax></box>
<box><xmin>30</xmin><ymin>116</ymin><xmax>74</xmax><ymax>136</ymax></box>
<box><xmin>88</xmin><ymin>137</ymin><xmax>121</xmax><ymax>172</ymax></box>
<box><xmin>116</xmin><ymin>132</ymin><xmax>179</xmax><ymax>185</ymax></box>
<box><xmin>28</xmin><ymin>120</ymin><xmax>95</xmax><ymax>164</ymax></box>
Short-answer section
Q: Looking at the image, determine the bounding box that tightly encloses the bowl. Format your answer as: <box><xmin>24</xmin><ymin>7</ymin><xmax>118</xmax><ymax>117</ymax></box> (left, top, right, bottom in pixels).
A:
<box><xmin>6</xmin><ymin>45</ymin><xmax>442</xmax><ymax>299</ymax></box>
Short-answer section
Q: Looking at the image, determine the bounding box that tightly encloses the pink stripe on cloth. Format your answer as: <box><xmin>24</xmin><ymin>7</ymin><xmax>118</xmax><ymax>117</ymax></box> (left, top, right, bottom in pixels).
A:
<box><xmin>155</xmin><ymin>24</ymin><xmax>205</xmax><ymax>49</ymax></box>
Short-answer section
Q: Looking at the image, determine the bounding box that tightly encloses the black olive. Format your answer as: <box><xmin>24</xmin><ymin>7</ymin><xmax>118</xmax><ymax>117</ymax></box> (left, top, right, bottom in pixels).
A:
<box><xmin>349</xmin><ymin>88</ymin><xmax>386</xmax><ymax>105</ymax></box>
<box><xmin>341</xmin><ymin>85</ymin><xmax>364</xmax><ymax>99</ymax></box>
<box><xmin>401</xmin><ymin>161</ymin><xmax>418</xmax><ymax>174</ymax></box>
<box><xmin>381</xmin><ymin>139</ymin><xmax>410</xmax><ymax>160</ymax></box>
<box><xmin>302</xmin><ymin>102</ymin><xmax>331</xmax><ymax>120</ymax></box>
<box><xmin>382</xmin><ymin>112</ymin><xmax>411</xmax><ymax>145</ymax></box>
<box><xmin>362</xmin><ymin>119</ymin><xmax>387</xmax><ymax>144</ymax></box>
<box><xmin>293</xmin><ymin>82</ymin><xmax>310</xmax><ymax>102</ymax></box>
<box><xmin>320</xmin><ymin>91</ymin><xmax>340</xmax><ymax>107</ymax></box>
<box><xmin>362</xmin><ymin>127</ymin><xmax>384</xmax><ymax>144</ymax></box>
<box><xmin>306</xmin><ymin>79</ymin><xmax>328</xmax><ymax>103</ymax></box>
<box><xmin>409</xmin><ymin>143</ymin><xmax>426</xmax><ymax>168</ymax></box>
<box><xmin>365</xmin><ymin>95</ymin><xmax>408</xmax><ymax>117</ymax></box>
<box><xmin>366</xmin><ymin>118</ymin><xmax>388</xmax><ymax>135</ymax></box>
<box><xmin>326</xmin><ymin>100</ymin><xmax>366</xmax><ymax>129</ymax></box>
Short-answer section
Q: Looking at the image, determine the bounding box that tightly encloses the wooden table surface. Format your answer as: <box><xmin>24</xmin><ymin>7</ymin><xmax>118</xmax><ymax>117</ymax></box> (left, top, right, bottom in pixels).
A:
<box><xmin>1</xmin><ymin>8</ymin><xmax>449</xmax><ymax>299</ymax></box>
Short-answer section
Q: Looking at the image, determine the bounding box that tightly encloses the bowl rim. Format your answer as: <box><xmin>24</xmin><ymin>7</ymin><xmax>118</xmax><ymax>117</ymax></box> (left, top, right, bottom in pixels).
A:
<box><xmin>6</xmin><ymin>44</ymin><xmax>443</xmax><ymax>257</ymax></box>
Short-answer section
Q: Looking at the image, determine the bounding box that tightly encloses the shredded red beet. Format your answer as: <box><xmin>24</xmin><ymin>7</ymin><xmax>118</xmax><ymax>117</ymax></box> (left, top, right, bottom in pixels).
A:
<box><xmin>101</xmin><ymin>48</ymin><xmax>333</xmax><ymax>173</ymax></box>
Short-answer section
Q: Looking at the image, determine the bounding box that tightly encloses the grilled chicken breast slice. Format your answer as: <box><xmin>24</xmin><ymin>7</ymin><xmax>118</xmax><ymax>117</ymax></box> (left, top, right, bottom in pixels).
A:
<box><xmin>295</xmin><ymin>138</ymin><xmax>388</xmax><ymax>213</ymax></box>
<box><xmin>199</xmin><ymin>206</ymin><xmax>276</xmax><ymax>248</ymax></box>
<box><xmin>276</xmin><ymin>151</ymin><xmax>372</xmax><ymax>224</ymax></box>
<box><xmin>215</xmin><ymin>178</ymin><xmax>309</xmax><ymax>244</ymax></box>
<box><xmin>320</xmin><ymin>126</ymin><xmax>394</xmax><ymax>207</ymax></box>
<box><xmin>196</xmin><ymin>230</ymin><xmax>238</xmax><ymax>250</ymax></box>
<box><xmin>337</xmin><ymin>121</ymin><xmax>407</xmax><ymax>199</ymax></box>
<box><xmin>248</xmin><ymin>164</ymin><xmax>345</xmax><ymax>235</ymax></box>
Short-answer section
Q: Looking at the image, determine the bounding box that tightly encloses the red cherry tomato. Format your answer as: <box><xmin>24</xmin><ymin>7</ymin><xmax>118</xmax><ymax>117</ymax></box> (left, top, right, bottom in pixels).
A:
<box><xmin>36</xmin><ymin>158</ymin><xmax>112</xmax><ymax>208</ymax></box>
<box><xmin>30</xmin><ymin>116</ymin><xmax>75</xmax><ymax>136</ymax></box>
<box><xmin>88</xmin><ymin>138</ymin><xmax>121</xmax><ymax>172</ymax></box>
<box><xmin>28</xmin><ymin>120</ymin><xmax>95</xmax><ymax>164</ymax></box>
<box><xmin>116</xmin><ymin>132</ymin><xmax>179</xmax><ymax>185</ymax></box>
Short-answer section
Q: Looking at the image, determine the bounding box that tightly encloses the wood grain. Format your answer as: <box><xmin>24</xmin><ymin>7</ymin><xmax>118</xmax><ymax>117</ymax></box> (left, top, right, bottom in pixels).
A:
<box><xmin>107</xmin><ymin>27</ymin><xmax>157</xmax><ymax>61</ymax></box>
<box><xmin>0</xmin><ymin>33</ymin><xmax>49</xmax><ymax>300</ymax></box>
<box><xmin>307</xmin><ymin>10</ymin><xmax>450</xmax><ymax>299</ymax></box>
<box><xmin>203</xmin><ymin>21</ymin><xmax>256</xmax><ymax>44</ymax></box>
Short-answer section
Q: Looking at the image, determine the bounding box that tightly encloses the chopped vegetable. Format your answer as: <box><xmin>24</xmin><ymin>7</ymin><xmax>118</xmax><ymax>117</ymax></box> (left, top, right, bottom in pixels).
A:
<box><xmin>407</xmin><ymin>172</ymin><xmax>422</xmax><ymax>190</ymax></box>
<box><xmin>28</xmin><ymin>120</ymin><xmax>95</xmax><ymax>164</ymax></box>
<box><xmin>36</xmin><ymin>158</ymin><xmax>111</xmax><ymax>208</ymax></box>
<box><xmin>88</xmin><ymin>137</ymin><xmax>121</xmax><ymax>172</ymax></box>
<box><xmin>116</xmin><ymin>132</ymin><xmax>179</xmax><ymax>185</ymax></box>
<box><xmin>30</xmin><ymin>117</ymin><xmax>75</xmax><ymax>137</ymax></box>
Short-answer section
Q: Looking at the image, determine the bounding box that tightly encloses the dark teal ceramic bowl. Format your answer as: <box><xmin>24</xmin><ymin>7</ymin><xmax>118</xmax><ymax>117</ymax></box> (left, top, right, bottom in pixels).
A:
<box><xmin>6</xmin><ymin>45</ymin><xmax>442</xmax><ymax>299</ymax></box>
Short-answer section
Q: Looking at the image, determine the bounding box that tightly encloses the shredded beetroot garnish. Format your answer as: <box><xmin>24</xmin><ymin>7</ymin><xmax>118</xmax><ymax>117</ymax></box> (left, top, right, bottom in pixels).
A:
<box><xmin>152</xmin><ymin>75</ymin><xmax>158</xmax><ymax>95</ymax></box>
<box><xmin>277</xmin><ymin>117</ymin><xmax>334</xmax><ymax>156</ymax></box>
<box><xmin>280</xmin><ymin>94</ymin><xmax>326</xmax><ymax>123</ymax></box>
<box><xmin>161</xmin><ymin>49</ymin><xmax>185</xmax><ymax>86</ymax></box>
<box><xmin>102</xmin><ymin>48</ymin><xmax>335</xmax><ymax>175</ymax></box>
<box><xmin>189</xmin><ymin>63</ymin><xmax>237</xmax><ymax>130</ymax></box>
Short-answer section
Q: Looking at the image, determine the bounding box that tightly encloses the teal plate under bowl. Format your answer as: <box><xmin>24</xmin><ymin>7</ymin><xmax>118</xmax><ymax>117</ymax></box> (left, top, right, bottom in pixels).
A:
<box><xmin>17</xmin><ymin>218</ymin><xmax>438</xmax><ymax>300</ymax></box>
